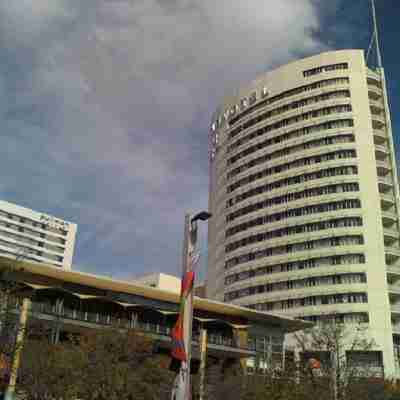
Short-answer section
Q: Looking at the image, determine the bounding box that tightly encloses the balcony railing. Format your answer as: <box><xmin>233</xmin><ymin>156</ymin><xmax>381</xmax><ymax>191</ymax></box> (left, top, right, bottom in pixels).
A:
<box><xmin>376</xmin><ymin>160</ymin><xmax>391</xmax><ymax>172</ymax></box>
<box><xmin>386</xmin><ymin>247</ymin><xmax>400</xmax><ymax>258</ymax></box>
<box><xmin>375</xmin><ymin>143</ymin><xmax>389</xmax><ymax>155</ymax></box>
<box><xmin>391</xmin><ymin>304</ymin><xmax>400</xmax><ymax>313</ymax></box>
<box><xmin>389</xmin><ymin>285</ymin><xmax>400</xmax><ymax>295</ymax></box>
<box><xmin>373</xmin><ymin>128</ymin><xmax>387</xmax><ymax>143</ymax></box>
<box><xmin>392</xmin><ymin>325</ymin><xmax>400</xmax><ymax>335</ymax></box>
<box><xmin>368</xmin><ymin>86</ymin><xmax>383</xmax><ymax>98</ymax></box>
<box><xmin>378</xmin><ymin>176</ymin><xmax>394</xmax><ymax>188</ymax></box>
<box><xmin>387</xmin><ymin>264</ymin><xmax>400</xmax><ymax>274</ymax></box>
<box><xmin>382</xmin><ymin>211</ymin><xmax>398</xmax><ymax>223</ymax></box>
<box><xmin>26</xmin><ymin>300</ymin><xmax>254</xmax><ymax>353</ymax></box>
<box><xmin>383</xmin><ymin>226</ymin><xmax>399</xmax><ymax>235</ymax></box>
<box><xmin>367</xmin><ymin>68</ymin><xmax>381</xmax><ymax>81</ymax></box>
<box><xmin>369</xmin><ymin>99</ymin><xmax>384</xmax><ymax>110</ymax></box>
<box><xmin>381</xmin><ymin>193</ymin><xmax>395</xmax><ymax>204</ymax></box>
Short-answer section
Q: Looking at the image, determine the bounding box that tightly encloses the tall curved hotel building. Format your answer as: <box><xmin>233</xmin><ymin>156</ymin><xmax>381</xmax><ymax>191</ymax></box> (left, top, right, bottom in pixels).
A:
<box><xmin>207</xmin><ymin>50</ymin><xmax>400</xmax><ymax>375</ymax></box>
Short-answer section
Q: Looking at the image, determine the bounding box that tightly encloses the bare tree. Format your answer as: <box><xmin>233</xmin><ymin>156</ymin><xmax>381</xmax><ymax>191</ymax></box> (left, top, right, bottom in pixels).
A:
<box><xmin>294</xmin><ymin>321</ymin><xmax>378</xmax><ymax>400</ymax></box>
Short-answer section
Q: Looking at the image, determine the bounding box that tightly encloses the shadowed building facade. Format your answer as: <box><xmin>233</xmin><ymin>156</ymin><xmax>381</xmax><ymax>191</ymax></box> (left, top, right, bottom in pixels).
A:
<box><xmin>207</xmin><ymin>50</ymin><xmax>400</xmax><ymax>376</ymax></box>
<box><xmin>0</xmin><ymin>257</ymin><xmax>308</xmax><ymax>384</ymax></box>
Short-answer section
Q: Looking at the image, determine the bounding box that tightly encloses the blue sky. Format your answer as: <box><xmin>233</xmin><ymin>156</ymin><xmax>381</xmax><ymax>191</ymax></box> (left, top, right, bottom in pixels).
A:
<box><xmin>0</xmin><ymin>0</ymin><xmax>398</xmax><ymax>281</ymax></box>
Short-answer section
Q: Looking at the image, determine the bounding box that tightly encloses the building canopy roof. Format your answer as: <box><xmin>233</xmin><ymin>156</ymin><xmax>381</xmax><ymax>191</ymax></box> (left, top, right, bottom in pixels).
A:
<box><xmin>0</xmin><ymin>257</ymin><xmax>310</xmax><ymax>333</ymax></box>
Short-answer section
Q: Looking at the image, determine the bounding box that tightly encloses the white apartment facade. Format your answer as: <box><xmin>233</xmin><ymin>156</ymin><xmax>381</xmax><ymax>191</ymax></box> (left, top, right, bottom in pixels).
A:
<box><xmin>0</xmin><ymin>200</ymin><xmax>77</xmax><ymax>269</ymax></box>
<box><xmin>207</xmin><ymin>50</ymin><xmax>400</xmax><ymax>376</ymax></box>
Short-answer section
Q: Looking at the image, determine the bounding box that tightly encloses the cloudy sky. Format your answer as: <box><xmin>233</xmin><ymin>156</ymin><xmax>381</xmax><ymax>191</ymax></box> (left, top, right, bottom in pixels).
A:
<box><xmin>0</xmin><ymin>0</ymin><xmax>399</xmax><ymax>281</ymax></box>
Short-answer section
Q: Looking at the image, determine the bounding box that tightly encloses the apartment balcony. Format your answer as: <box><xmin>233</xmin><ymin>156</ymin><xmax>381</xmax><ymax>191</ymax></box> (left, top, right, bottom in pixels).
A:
<box><xmin>383</xmin><ymin>227</ymin><xmax>400</xmax><ymax>243</ymax></box>
<box><xmin>372</xmin><ymin>118</ymin><xmax>386</xmax><ymax>131</ymax></box>
<box><xmin>391</xmin><ymin>303</ymin><xmax>400</xmax><ymax>316</ymax></box>
<box><xmin>372</xmin><ymin>113</ymin><xmax>386</xmax><ymax>124</ymax></box>
<box><xmin>381</xmin><ymin>194</ymin><xmax>396</xmax><ymax>209</ymax></box>
<box><xmin>388</xmin><ymin>284</ymin><xmax>400</xmax><ymax>296</ymax></box>
<box><xmin>374</xmin><ymin>129</ymin><xmax>387</xmax><ymax>145</ymax></box>
<box><xmin>367</xmin><ymin>68</ymin><xmax>381</xmax><ymax>81</ymax></box>
<box><xmin>392</xmin><ymin>324</ymin><xmax>400</xmax><ymax>335</ymax></box>
<box><xmin>386</xmin><ymin>247</ymin><xmax>400</xmax><ymax>263</ymax></box>
<box><xmin>378</xmin><ymin>176</ymin><xmax>394</xmax><ymax>192</ymax></box>
<box><xmin>26</xmin><ymin>299</ymin><xmax>256</xmax><ymax>359</ymax></box>
<box><xmin>382</xmin><ymin>211</ymin><xmax>398</xmax><ymax>228</ymax></box>
<box><xmin>281</xmin><ymin>303</ymin><xmax>369</xmax><ymax>319</ymax></box>
<box><xmin>376</xmin><ymin>160</ymin><xmax>392</xmax><ymax>175</ymax></box>
<box><xmin>370</xmin><ymin>99</ymin><xmax>384</xmax><ymax>111</ymax></box>
<box><xmin>375</xmin><ymin>144</ymin><xmax>390</xmax><ymax>160</ymax></box>
<box><xmin>387</xmin><ymin>265</ymin><xmax>400</xmax><ymax>280</ymax></box>
<box><xmin>368</xmin><ymin>86</ymin><xmax>383</xmax><ymax>100</ymax></box>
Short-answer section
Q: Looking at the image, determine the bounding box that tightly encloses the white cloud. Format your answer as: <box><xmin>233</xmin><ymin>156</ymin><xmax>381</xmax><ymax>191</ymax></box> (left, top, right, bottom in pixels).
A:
<box><xmin>0</xmin><ymin>0</ymin><xmax>337</xmax><ymax>277</ymax></box>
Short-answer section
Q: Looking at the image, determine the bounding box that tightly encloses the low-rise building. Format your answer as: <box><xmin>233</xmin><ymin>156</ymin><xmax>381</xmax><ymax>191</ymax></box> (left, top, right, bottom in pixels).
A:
<box><xmin>135</xmin><ymin>272</ymin><xmax>181</xmax><ymax>293</ymax></box>
<box><xmin>0</xmin><ymin>257</ymin><xmax>309</xmax><ymax>375</ymax></box>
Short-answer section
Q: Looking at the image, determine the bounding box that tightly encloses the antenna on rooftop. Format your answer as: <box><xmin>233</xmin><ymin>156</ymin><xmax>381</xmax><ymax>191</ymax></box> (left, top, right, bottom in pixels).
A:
<box><xmin>366</xmin><ymin>0</ymin><xmax>383</xmax><ymax>68</ymax></box>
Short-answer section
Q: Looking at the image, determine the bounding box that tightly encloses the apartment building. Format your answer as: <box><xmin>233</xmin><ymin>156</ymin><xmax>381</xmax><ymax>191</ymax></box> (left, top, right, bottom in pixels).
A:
<box><xmin>0</xmin><ymin>200</ymin><xmax>77</xmax><ymax>269</ymax></box>
<box><xmin>207</xmin><ymin>50</ymin><xmax>400</xmax><ymax>376</ymax></box>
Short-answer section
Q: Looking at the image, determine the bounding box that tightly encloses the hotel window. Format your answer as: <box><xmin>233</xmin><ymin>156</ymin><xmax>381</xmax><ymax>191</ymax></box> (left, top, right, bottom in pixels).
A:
<box><xmin>227</xmin><ymin>152</ymin><xmax>358</xmax><ymax>194</ymax></box>
<box><xmin>225</xmin><ymin>235</ymin><xmax>364</xmax><ymax>269</ymax></box>
<box><xmin>229</xmin><ymin>77</ymin><xmax>350</xmax><ymax>126</ymax></box>
<box><xmin>229</xmin><ymin>102</ymin><xmax>352</xmax><ymax>141</ymax></box>
<box><xmin>227</xmin><ymin>132</ymin><xmax>355</xmax><ymax>176</ymax></box>
<box><xmin>303</xmin><ymin>63</ymin><xmax>348</xmax><ymax>77</ymax></box>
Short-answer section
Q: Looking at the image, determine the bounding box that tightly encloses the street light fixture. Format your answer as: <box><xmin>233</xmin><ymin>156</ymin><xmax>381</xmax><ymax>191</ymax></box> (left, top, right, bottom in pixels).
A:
<box><xmin>191</xmin><ymin>211</ymin><xmax>212</xmax><ymax>223</ymax></box>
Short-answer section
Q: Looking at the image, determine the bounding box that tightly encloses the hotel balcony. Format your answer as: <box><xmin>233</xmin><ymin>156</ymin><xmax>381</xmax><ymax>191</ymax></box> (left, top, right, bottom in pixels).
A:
<box><xmin>378</xmin><ymin>176</ymin><xmax>394</xmax><ymax>193</ymax></box>
<box><xmin>382</xmin><ymin>211</ymin><xmax>398</xmax><ymax>227</ymax></box>
<box><xmin>368</xmin><ymin>85</ymin><xmax>383</xmax><ymax>100</ymax></box>
<box><xmin>392</xmin><ymin>324</ymin><xmax>400</xmax><ymax>335</ymax></box>
<box><xmin>388</xmin><ymin>284</ymin><xmax>400</xmax><ymax>296</ymax></box>
<box><xmin>376</xmin><ymin>160</ymin><xmax>392</xmax><ymax>176</ymax></box>
<box><xmin>9</xmin><ymin>296</ymin><xmax>257</xmax><ymax>359</ymax></box>
<box><xmin>383</xmin><ymin>228</ymin><xmax>400</xmax><ymax>245</ymax></box>
<box><xmin>370</xmin><ymin>99</ymin><xmax>384</xmax><ymax>112</ymax></box>
<box><xmin>373</xmin><ymin>128</ymin><xmax>387</xmax><ymax>145</ymax></box>
<box><xmin>391</xmin><ymin>303</ymin><xmax>400</xmax><ymax>317</ymax></box>
<box><xmin>387</xmin><ymin>265</ymin><xmax>400</xmax><ymax>280</ymax></box>
<box><xmin>381</xmin><ymin>194</ymin><xmax>396</xmax><ymax>211</ymax></box>
<box><xmin>385</xmin><ymin>247</ymin><xmax>400</xmax><ymax>264</ymax></box>
<box><xmin>375</xmin><ymin>144</ymin><xmax>390</xmax><ymax>160</ymax></box>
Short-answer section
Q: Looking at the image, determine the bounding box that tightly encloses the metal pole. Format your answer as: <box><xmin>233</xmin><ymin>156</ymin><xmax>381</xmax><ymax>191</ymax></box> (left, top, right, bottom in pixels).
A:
<box><xmin>199</xmin><ymin>328</ymin><xmax>208</xmax><ymax>400</ymax></box>
<box><xmin>370</xmin><ymin>0</ymin><xmax>383</xmax><ymax>69</ymax></box>
<box><xmin>4</xmin><ymin>297</ymin><xmax>31</xmax><ymax>400</ymax></box>
<box><xmin>182</xmin><ymin>213</ymin><xmax>197</xmax><ymax>400</ymax></box>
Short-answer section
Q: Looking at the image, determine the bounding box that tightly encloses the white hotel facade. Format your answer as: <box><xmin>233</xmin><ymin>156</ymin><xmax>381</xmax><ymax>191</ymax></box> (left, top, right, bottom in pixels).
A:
<box><xmin>207</xmin><ymin>50</ymin><xmax>400</xmax><ymax>376</ymax></box>
<box><xmin>0</xmin><ymin>200</ymin><xmax>77</xmax><ymax>269</ymax></box>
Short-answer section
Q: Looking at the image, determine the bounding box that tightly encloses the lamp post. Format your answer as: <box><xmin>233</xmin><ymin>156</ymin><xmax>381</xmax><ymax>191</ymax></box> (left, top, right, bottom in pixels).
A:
<box><xmin>181</xmin><ymin>211</ymin><xmax>211</xmax><ymax>400</ymax></box>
